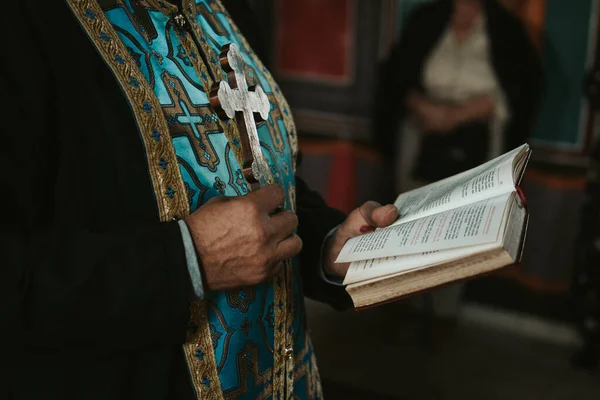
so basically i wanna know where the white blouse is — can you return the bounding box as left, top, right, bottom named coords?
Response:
left=396, top=15, right=510, bottom=192
left=422, top=15, right=509, bottom=159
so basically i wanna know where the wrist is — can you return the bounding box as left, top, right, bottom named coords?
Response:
left=323, top=232, right=347, bottom=278
left=322, top=235, right=336, bottom=276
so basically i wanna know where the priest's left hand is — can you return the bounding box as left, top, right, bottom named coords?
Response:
left=323, top=201, right=399, bottom=279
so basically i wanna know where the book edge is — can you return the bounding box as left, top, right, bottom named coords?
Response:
left=348, top=248, right=512, bottom=310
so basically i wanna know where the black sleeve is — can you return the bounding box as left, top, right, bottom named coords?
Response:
left=0, top=88, right=192, bottom=353
left=295, top=176, right=353, bottom=311
left=0, top=3, right=191, bottom=353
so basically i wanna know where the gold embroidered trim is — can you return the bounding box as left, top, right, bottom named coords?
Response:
left=170, top=2, right=230, bottom=398
left=216, top=0, right=298, bottom=169
left=308, top=337, right=324, bottom=400
left=271, top=261, right=295, bottom=400
left=264, top=78, right=298, bottom=170
left=89, top=0, right=299, bottom=397
left=271, top=267, right=286, bottom=399
left=293, top=338, right=321, bottom=400
left=312, top=351, right=324, bottom=400
left=182, top=0, right=245, bottom=167
left=285, top=264, right=295, bottom=399
left=67, top=1, right=223, bottom=398
left=143, top=0, right=177, bottom=14
left=183, top=301, right=224, bottom=400
left=183, top=0, right=227, bottom=83
left=178, top=2, right=283, bottom=396
left=285, top=182, right=298, bottom=398
left=66, top=0, right=188, bottom=222
left=211, top=2, right=299, bottom=397
left=175, top=26, right=214, bottom=90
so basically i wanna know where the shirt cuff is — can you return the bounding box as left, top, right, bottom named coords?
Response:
left=319, top=226, right=345, bottom=287
left=177, top=220, right=205, bottom=300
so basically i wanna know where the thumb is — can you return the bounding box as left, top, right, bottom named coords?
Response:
left=338, top=201, right=396, bottom=238
left=354, top=201, right=398, bottom=231
left=357, top=201, right=382, bottom=227
left=363, top=202, right=398, bottom=228
left=335, top=202, right=377, bottom=239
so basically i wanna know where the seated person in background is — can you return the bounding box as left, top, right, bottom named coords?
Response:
left=373, top=0, right=542, bottom=327
left=375, top=0, right=542, bottom=190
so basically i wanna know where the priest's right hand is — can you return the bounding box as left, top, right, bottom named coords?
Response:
left=185, top=185, right=302, bottom=292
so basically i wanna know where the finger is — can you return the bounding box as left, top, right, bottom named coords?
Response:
left=370, top=204, right=399, bottom=227
left=267, top=210, right=298, bottom=242
left=274, top=234, right=303, bottom=262
left=357, top=201, right=382, bottom=226
left=247, top=184, right=285, bottom=213
left=336, top=201, right=379, bottom=238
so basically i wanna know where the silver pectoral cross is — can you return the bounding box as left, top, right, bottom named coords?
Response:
left=210, top=43, right=272, bottom=191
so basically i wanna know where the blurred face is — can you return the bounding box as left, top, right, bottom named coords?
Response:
left=453, top=0, right=482, bottom=29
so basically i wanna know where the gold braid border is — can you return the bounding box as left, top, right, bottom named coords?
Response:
left=213, top=2, right=299, bottom=397
left=183, top=301, right=224, bottom=400
left=292, top=338, right=323, bottom=400
left=144, top=1, right=296, bottom=398
left=181, top=0, right=246, bottom=168
left=215, top=1, right=298, bottom=170
left=284, top=183, right=297, bottom=399
left=68, top=1, right=223, bottom=398
left=171, top=1, right=228, bottom=398
left=148, top=0, right=246, bottom=168
left=139, top=0, right=234, bottom=397
left=67, top=0, right=189, bottom=222
left=308, top=337, right=324, bottom=399
left=179, top=1, right=283, bottom=397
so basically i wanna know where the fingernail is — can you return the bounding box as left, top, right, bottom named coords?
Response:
left=360, top=225, right=376, bottom=233
left=385, top=204, right=397, bottom=215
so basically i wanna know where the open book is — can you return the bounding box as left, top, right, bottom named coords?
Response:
left=336, top=144, right=531, bottom=310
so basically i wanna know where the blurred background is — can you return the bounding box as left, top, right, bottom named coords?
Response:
left=230, top=0, right=600, bottom=398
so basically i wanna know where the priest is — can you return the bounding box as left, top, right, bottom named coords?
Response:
left=0, top=1, right=397, bottom=399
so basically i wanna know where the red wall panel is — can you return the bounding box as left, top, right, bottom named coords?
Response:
left=276, top=0, right=354, bottom=84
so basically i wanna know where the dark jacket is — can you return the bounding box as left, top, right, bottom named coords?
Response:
left=373, top=0, right=543, bottom=161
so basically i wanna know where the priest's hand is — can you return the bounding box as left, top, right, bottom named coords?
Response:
left=323, top=202, right=398, bottom=279
left=185, top=185, right=302, bottom=292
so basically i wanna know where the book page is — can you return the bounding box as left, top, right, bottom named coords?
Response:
left=343, top=242, right=499, bottom=285
left=336, top=193, right=510, bottom=263
left=392, top=144, right=526, bottom=225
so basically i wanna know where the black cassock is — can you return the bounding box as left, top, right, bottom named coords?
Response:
left=0, top=1, right=349, bottom=398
